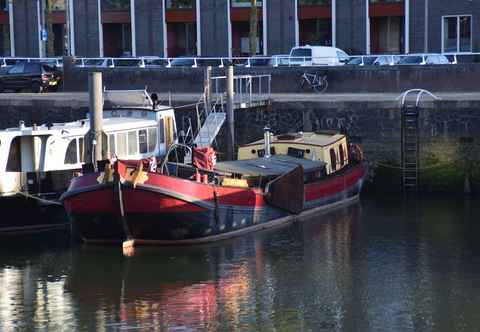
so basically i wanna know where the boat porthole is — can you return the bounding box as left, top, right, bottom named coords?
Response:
left=306, top=149, right=311, bottom=154
left=251, top=149, right=256, bottom=154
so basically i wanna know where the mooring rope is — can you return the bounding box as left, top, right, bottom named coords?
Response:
left=15, top=191, right=63, bottom=206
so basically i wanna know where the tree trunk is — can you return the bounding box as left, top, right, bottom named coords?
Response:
left=249, top=0, right=257, bottom=56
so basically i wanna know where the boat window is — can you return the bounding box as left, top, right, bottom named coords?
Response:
left=128, top=131, right=138, bottom=155
left=148, top=128, right=157, bottom=152
left=287, top=147, right=305, bottom=159
left=158, top=119, right=165, bottom=144
left=65, top=139, right=78, bottom=164
left=257, top=147, right=276, bottom=158
left=339, top=144, right=345, bottom=166
left=139, top=129, right=148, bottom=154
left=117, top=132, right=127, bottom=156
left=330, top=148, right=337, bottom=171
left=6, top=137, right=21, bottom=171
left=79, top=137, right=85, bottom=162
left=108, top=134, right=116, bottom=155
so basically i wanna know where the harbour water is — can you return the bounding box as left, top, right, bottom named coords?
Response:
left=1, top=194, right=480, bottom=332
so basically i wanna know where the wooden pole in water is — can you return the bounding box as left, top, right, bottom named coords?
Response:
left=226, top=65, right=235, bottom=160
left=88, top=72, right=103, bottom=168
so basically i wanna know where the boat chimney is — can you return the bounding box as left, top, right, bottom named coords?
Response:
left=264, top=126, right=272, bottom=158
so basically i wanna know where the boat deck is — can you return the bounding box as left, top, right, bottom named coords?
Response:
left=214, top=155, right=325, bottom=177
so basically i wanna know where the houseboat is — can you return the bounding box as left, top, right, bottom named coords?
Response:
left=61, top=128, right=367, bottom=246
left=0, top=90, right=177, bottom=234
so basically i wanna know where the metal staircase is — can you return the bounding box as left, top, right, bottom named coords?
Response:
left=194, top=103, right=226, bottom=147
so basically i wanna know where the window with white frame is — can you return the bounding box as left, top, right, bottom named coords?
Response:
left=442, top=15, right=472, bottom=53
left=107, top=128, right=157, bottom=158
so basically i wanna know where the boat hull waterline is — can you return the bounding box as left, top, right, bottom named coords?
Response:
left=62, top=161, right=367, bottom=245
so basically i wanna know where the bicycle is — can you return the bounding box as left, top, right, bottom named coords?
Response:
left=299, top=72, right=328, bottom=93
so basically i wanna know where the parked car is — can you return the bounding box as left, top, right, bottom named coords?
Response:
left=269, top=54, right=291, bottom=66
left=170, top=57, right=197, bottom=67
left=0, top=62, right=62, bottom=93
left=236, top=57, right=271, bottom=67
left=398, top=54, right=450, bottom=65
left=113, top=58, right=143, bottom=67
left=30, top=58, right=63, bottom=68
left=289, top=46, right=349, bottom=66
left=346, top=56, right=377, bottom=66
left=373, top=55, right=401, bottom=66
left=142, top=57, right=169, bottom=68
left=196, top=58, right=224, bottom=67
left=80, top=58, right=114, bottom=68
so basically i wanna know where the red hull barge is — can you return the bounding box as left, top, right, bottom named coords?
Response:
left=62, top=161, right=367, bottom=246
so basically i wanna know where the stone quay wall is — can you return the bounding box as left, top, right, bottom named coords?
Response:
left=2, top=95, right=479, bottom=193
left=62, top=62, right=480, bottom=94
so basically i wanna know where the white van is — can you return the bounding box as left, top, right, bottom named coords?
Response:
left=289, top=46, right=349, bottom=66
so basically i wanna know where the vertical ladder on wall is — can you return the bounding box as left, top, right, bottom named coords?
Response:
left=401, top=106, right=419, bottom=192
left=396, top=89, right=441, bottom=193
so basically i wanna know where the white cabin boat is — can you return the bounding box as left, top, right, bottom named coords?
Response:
left=0, top=90, right=178, bottom=234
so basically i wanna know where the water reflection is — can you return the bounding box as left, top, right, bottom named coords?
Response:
left=1, top=197, right=480, bottom=331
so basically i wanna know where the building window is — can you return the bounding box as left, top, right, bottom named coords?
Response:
left=102, top=0, right=130, bottom=10
left=369, top=0, right=403, bottom=3
left=0, top=0, right=8, bottom=11
left=166, top=0, right=194, bottom=9
left=49, top=0, right=66, bottom=11
left=299, top=0, right=331, bottom=5
left=442, top=15, right=472, bottom=53
left=232, top=0, right=263, bottom=7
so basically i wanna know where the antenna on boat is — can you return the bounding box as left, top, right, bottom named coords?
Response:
left=264, top=125, right=272, bottom=158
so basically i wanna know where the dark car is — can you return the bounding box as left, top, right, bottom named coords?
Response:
left=0, top=62, right=61, bottom=93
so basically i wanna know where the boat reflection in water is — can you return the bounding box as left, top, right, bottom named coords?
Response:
left=3, top=195, right=480, bottom=331
left=62, top=203, right=361, bottom=332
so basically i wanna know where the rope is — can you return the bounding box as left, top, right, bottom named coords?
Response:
left=15, top=191, right=63, bottom=206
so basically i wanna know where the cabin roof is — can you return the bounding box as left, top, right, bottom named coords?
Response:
left=214, top=155, right=325, bottom=177
left=0, top=116, right=158, bottom=136
left=242, top=132, right=345, bottom=148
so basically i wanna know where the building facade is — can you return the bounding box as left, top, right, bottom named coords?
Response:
left=0, top=0, right=478, bottom=58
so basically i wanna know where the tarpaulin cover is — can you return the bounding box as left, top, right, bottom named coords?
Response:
left=193, top=147, right=217, bottom=171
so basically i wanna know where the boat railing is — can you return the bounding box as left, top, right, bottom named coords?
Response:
left=159, top=143, right=193, bottom=176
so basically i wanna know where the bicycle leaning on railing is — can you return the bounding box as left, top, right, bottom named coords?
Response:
left=299, top=72, right=328, bottom=93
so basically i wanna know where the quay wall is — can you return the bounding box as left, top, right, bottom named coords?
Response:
left=62, top=63, right=480, bottom=94
left=1, top=95, right=480, bottom=193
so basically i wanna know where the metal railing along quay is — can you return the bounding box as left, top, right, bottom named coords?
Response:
left=1, top=52, right=480, bottom=69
